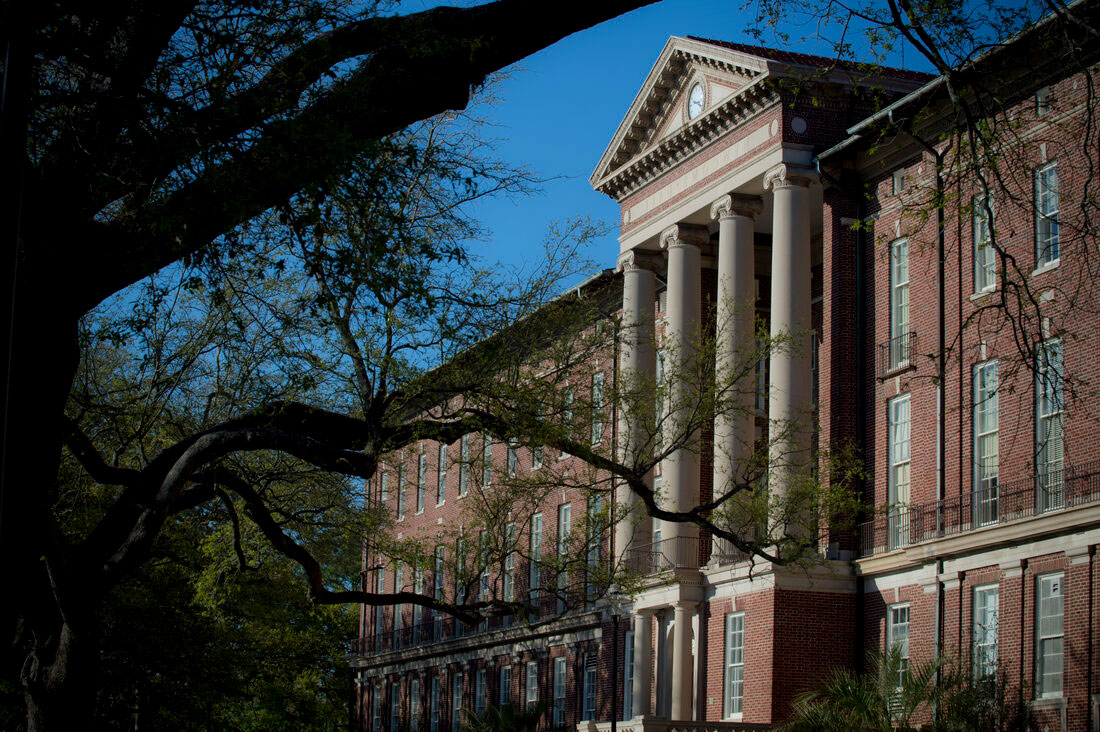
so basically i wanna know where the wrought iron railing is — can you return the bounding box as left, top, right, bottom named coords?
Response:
left=623, top=536, right=701, bottom=574
left=859, top=460, right=1100, bottom=557
left=877, top=331, right=917, bottom=378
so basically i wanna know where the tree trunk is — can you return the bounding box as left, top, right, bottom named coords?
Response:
left=22, top=621, right=100, bottom=732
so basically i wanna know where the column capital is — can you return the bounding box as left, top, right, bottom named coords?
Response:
left=617, top=249, right=664, bottom=274
left=659, top=223, right=709, bottom=251
left=763, top=163, right=818, bottom=191
left=710, top=193, right=763, bottom=221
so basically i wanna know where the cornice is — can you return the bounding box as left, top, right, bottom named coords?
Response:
left=594, top=77, right=780, bottom=201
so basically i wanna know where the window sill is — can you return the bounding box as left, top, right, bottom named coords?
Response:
left=878, top=360, right=916, bottom=382
left=1031, top=259, right=1060, bottom=278
left=970, top=288, right=996, bottom=302
left=436, top=501, right=445, bottom=508
left=415, top=509, right=424, bottom=516
left=723, top=714, right=744, bottom=722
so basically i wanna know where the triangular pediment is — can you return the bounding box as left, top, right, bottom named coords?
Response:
left=590, top=36, right=775, bottom=191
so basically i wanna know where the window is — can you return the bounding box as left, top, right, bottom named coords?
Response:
left=553, top=657, right=566, bottom=727
left=892, top=168, right=905, bottom=194
left=482, top=433, right=493, bottom=487
left=380, top=472, right=389, bottom=507
left=430, top=677, right=440, bottom=732
left=459, top=435, right=469, bottom=496
left=499, top=666, right=511, bottom=707
left=1037, top=339, right=1064, bottom=511
left=396, top=468, right=406, bottom=521
left=656, top=349, right=669, bottom=442
left=974, top=194, right=996, bottom=292
left=391, top=682, right=401, bottom=732
left=529, top=513, right=543, bottom=597
left=591, top=372, right=605, bottom=444
left=507, top=440, right=518, bottom=478
left=557, top=504, right=571, bottom=611
left=411, top=678, right=421, bottom=732
left=724, top=613, right=745, bottom=717
left=810, top=329, right=820, bottom=408
left=417, top=455, right=426, bottom=513
left=1036, top=162, right=1059, bottom=267
left=563, top=388, right=574, bottom=429
left=973, top=585, right=999, bottom=680
left=1036, top=86, right=1052, bottom=116
left=475, top=669, right=487, bottom=714
left=503, top=523, right=515, bottom=602
left=375, top=568, right=386, bottom=638
left=586, top=495, right=603, bottom=599
left=532, top=444, right=543, bottom=470
left=373, top=684, right=383, bottom=732
left=394, top=564, right=404, bottom=647
left=478, top=531, right=489, bottom=603
left=413, top=567, right=424, bottom=640
left=525, top=660, right=538, bottom=711
left=974, top=361, right=999, bottom=525
left=452, top=673, right=463, bottom=732
left=434, top=547, right=445, bottom=640
left=454, top=538, right=466, bottom=637
left=1036, top=573, right=1064, bottom=696
left=887, top=603, right=910, bottom=688
left=437, top=444, right=447, bottom=505
left=582, top=653, right=596, bottom=720
left=888, top=394, right=911, bottom=548
left=623, top=630, right=635, bottom=720
left=890, top=238, right=910, bottom=369
left=753, top=339, right=768, bottom=412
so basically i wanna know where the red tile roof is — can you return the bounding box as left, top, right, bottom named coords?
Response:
left=688, top=37, right=936, bottom=83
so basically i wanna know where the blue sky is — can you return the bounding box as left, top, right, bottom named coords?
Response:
left=400, top=1, right=937, bottom=283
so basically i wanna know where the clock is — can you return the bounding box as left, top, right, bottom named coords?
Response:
left=688, top=82, right=705, bottom=119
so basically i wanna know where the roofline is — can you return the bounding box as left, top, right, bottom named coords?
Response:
left=819, top=0, right=1090, bottom=161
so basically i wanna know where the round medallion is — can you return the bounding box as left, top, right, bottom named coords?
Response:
left=688, top=83, right=704, bottom=120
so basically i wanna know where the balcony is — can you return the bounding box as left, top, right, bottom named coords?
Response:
left=350, top=591, right=586, bottom=657
left=623, top=536, right=750, bottom=576
left=581, top=717, right=771, bottom=732
left=859, top=460, right=1100, bottom=557
left=877, top=331, right=917, bottom=379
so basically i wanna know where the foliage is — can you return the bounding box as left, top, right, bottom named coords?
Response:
left=459, top=702, right=550, bottom=732
left=783, top=649, right=1031, bottom=732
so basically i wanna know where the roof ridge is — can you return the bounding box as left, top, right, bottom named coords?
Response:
left=686, top=37, right=935, bottom=82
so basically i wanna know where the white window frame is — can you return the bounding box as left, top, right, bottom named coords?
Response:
left=1036, top=573, right=1064, bottom=697
left=525, top=660, right=539, bottom=711
left=973, top=584, right=999, bottom=680
left=459, top=435, right=469, bottom=496
left=553, top=657, right=566, bottom=727
left=373, top=684, right=383, bottom=732
left=557, top=504, right=571, bottom=611
left=451, top=672, right=463, bottom=732
left=1035, top=162, right=1060, bottom=267
left=417, top=454, right=426, bottom=513
left=529, top=512, right=543, bottom=596
left=380, top=472, right=389, bottom=508
left=475, top=669, right=487, bottom=714
left=396, top=469, right=406, bottom=521
left=889, top=237, right=910, bottom=369
left=892, top=168, right=906, bottom=195
left=393, top=563, right=404, bottom=648
left=623, top=630, right=635, bottom=720
left=433, top=546, right=445, bottom=639
left=430, top=677, right=440, bottom=732
left=410, top=678, right=420, bottom=732
left=887, top=603, right=910, bottom=689
left=974, top=194, right=996, bottom=292
left=888, top=394, right=912, bottom=548
left=591, top=372, right=604, bottom=444
left=499, top=665, right=511, bottom=707
left=503, top=523, right=515, bottom=602
left=390, top=682, right=401, bottom=732
left=507, top=439, right=518, bottom=478
left=1037, top=339, right=1064, bottom=511
left=482, top=433, right=493, bottom=487
left=974, top=361, right=999, bottom=526
left=724, top=612, right=745, bottom=718
left=582, top=652, right=597, bottom=721
left=437, top=444, right=447, bottom=505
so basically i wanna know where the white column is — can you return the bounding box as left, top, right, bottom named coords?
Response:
left=615, top=250, right=660, bottom=562
left=658, top=224, right=707, bottom=555
left=763, top=164, right=817, bottom=535
left=669, top=601, right=695, bottom=720
left=710, top=194, right=762, bottom=561
left=631, top=610, right=654, bottom=718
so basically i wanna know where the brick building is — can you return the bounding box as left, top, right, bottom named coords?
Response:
left=352, top=11, right=1100, bottom=732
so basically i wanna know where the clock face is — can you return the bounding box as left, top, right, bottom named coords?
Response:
left=688, top=83, right=705, bottom=119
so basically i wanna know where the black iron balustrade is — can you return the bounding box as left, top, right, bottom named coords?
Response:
left=877, top=331, right=917, bottom=378
left=859, top=460, right=1100, bottom=557
left=623, top=535, right=702, bottom=575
